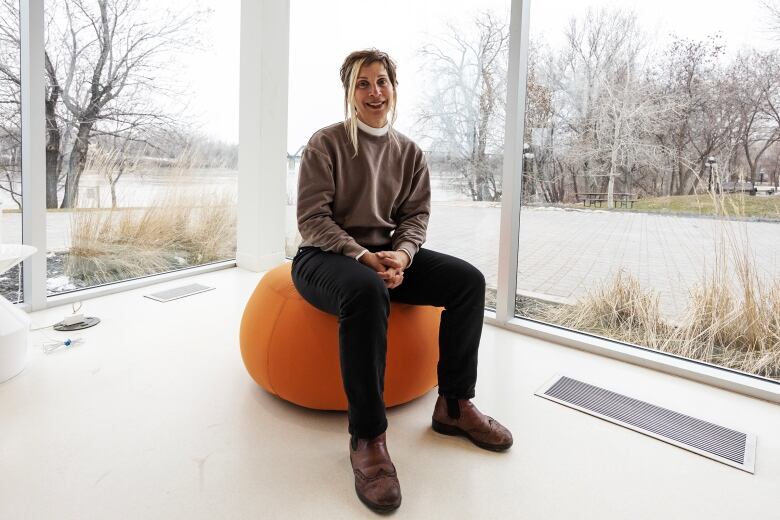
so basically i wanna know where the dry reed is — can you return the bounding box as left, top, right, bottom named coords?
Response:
left=65, top=188, right=236, bottom=286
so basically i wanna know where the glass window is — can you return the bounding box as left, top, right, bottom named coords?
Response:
left=288, top=1, right=510, bottom=307
left=0, top=0, right=23, bottom=303
left=43, top=0, right=239, bottom=295
left=516, top=0, right=780, bottom=381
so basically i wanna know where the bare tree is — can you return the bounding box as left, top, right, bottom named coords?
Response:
left=762, top=0, right=780, bottom=39
left=593, top=60, right=673, bottom=207
left=0, top=0, right=204, bottom=209
left=45, top=0, right=204, bottom=208
left=556, top=8, right=652, bottom=198
left=417, top=11, right=508, bottom=201
left=88, top=124, right=149, bottom=208
left=0, top=0, right=22, bottom=209
left=729, top=50, right=780, bottom=183
left=522, top=38, right=562, bottom=203
left=653, top=35, right=736, bottom=195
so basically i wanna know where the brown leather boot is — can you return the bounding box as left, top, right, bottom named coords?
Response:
left=431, top=396, right=513, bottom=451
left=349, top=432, right=402, bottom=512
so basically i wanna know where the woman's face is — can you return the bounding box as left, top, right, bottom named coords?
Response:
left=353, top=61, right=394, bottom=128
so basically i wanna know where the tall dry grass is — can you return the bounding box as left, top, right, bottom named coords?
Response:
left=531, top=187, right=780, bottom=381
left=538, top=270, right=669, bottom=347
left=67, top=144, right=236, bottom=285
left=65, top=189, right=236, bottom=286
left=538, top=266, right=780, bottom=380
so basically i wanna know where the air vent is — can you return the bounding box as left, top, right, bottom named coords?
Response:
left=536, top=375, right=756, bottom=473
left=144, top=283, right=215, bottom=303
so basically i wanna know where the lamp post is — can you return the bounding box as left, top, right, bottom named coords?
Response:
left=523, top=143, right=534, bottom=163
left=706, top=156, right=717, bottom=192
left=523, top=143, right=535, bottom=201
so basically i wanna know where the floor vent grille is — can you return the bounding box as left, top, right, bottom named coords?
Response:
left=144, top=283, right=215, bottom=303
left=536, top=375, right=756, bottom=473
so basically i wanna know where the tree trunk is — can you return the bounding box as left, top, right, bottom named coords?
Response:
left=61, top=121, right=94, bottom=208
left=110, top=181, right=118, bottom=208
left=111, top=164, right=125, bottom=208
left=45, top=91, right=61, bottom=209
left=570, top=164, right=580, bottom=202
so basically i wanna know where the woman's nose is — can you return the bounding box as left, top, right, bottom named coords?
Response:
left=370, top=84, right=381, bottom=96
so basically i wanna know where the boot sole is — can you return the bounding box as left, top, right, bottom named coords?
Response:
left=355, top=484, right=401, bottom=513
left=431, top=419, right=513, bottom=452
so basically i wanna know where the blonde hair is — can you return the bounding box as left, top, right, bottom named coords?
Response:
left=339, top=49, right=399, bottom=156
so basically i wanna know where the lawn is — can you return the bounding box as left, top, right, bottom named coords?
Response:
left=616, top=194, right=780, bottom=220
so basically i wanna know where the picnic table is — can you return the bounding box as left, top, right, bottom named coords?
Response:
left=718, top=181, right=757, bottom=195
left=578, top=192, right=637, bottom=208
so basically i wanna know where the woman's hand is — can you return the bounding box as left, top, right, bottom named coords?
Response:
left=376, top=251, right=408, bottom=289
left=381, top=267, right=404, bottom=289
left=376, top=250, right=410, bottom=271
left=359, top=252, right=405, bottom=289
left=359, top=251, right=387, bottom=273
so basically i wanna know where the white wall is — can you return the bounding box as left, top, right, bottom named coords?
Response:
left=236, top=0, right=290, bottom=272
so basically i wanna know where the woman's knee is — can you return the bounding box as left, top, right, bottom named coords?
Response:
left=342, top=272, right=389, bottom=311
left=458, top=261, right=486, bottom=293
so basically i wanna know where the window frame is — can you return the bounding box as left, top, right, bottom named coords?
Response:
left=492, top=0, right=780, bottom=404
left=18, top=0, right=247, bottom=311
left=17, top=0, right=780, bottom=403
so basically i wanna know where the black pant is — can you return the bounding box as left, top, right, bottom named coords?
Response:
left=291, top=245, right=485, bottom=439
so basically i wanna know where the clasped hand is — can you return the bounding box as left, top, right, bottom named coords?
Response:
left=359, top=250, right=409, bottom=289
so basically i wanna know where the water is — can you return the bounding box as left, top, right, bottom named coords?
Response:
left=76, top=168, right=239, bottom=208
left=285, top=166, right=470, bottom=204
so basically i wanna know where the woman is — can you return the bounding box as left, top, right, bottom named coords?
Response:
left=292, top=49, right=512, bottom=513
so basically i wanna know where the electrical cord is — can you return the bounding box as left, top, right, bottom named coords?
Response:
left=30, top=302, right=85, bottom=331
left=41, top=335, right=85, bottom=354
left=36, top=303, right=88, bottom=353
left=30, top=323, right=56, bottom=331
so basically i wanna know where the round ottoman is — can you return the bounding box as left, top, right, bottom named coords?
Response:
left=240, top=262, right=442, bottom=410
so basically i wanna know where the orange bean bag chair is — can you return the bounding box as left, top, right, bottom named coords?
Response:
left=240, top=262, right=442, bottom=410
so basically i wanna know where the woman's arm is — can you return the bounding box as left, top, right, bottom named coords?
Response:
left=390, top=152, right=431, bottom=265
left=297, top=145, right=367, bottom=259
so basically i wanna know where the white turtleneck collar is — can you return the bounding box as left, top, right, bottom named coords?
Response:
left=356, top=118, right=390, bottom=136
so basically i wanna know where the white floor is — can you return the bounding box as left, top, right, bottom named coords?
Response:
left=1, top=267, right=778, bottom=519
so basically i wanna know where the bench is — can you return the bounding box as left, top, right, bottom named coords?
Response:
left=719, top=181, right=757, bottom=195
left=578, top=193, right=637, bottom=208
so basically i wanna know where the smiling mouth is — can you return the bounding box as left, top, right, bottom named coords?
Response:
left=366, top=101, right=385, bottom=109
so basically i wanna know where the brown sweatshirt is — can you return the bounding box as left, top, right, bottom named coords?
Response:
left=297, top=122, right=431, bottom=262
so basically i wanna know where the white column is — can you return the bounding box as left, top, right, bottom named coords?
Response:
left=236, top=0, right=290, bottom=272
left=495, top=0, right=531, bottom=322
left=21, top=0, right=47, bottom=310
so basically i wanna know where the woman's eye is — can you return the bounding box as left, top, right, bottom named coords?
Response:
left=357, top=81, right=368, bottom=88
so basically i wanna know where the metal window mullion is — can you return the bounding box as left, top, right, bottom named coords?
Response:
left=20, top=0, right=47, bottom=310
left=495, top=0, right=531, bottom=323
